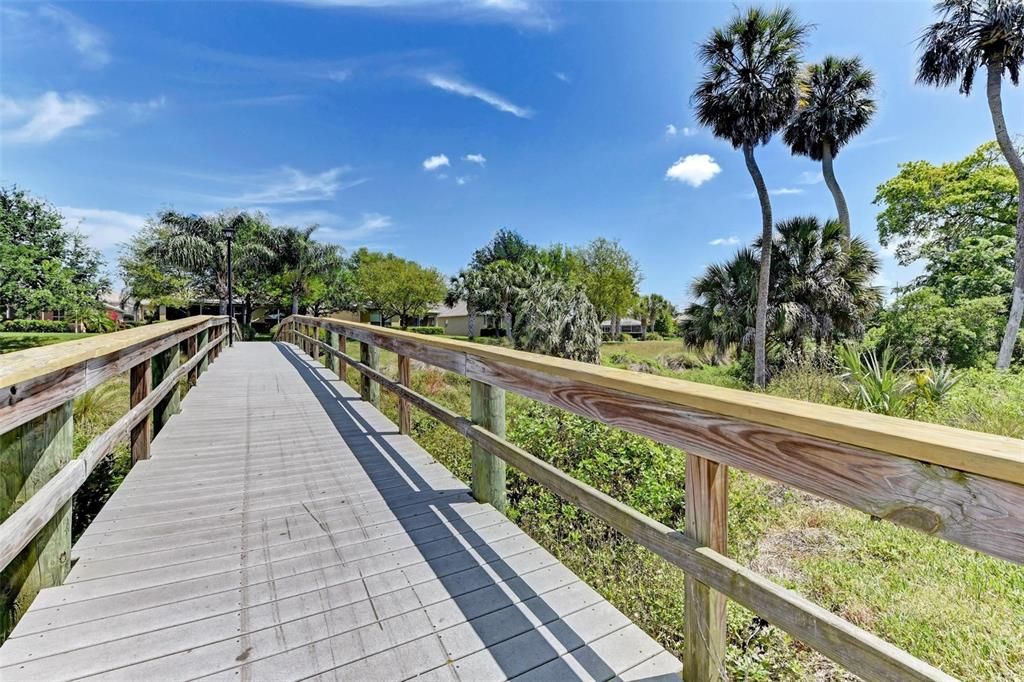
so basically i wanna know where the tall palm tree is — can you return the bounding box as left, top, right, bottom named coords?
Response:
left=681, top=249, right=760, bottom=355
left=445, top=268, right=485, bottom=338
left=633, top=293, right=673, bottom=340
left=694, top=7, right=808, bottom=386
left=153, top=210, right=268, bottom=314
left=515, top=280, right=602, bottom=363
left=273, top=225, right=343, bottom=314
left=479, top=260, right=523, bottom=340
left=917, top=0, right=1024, bottom=369
left=784, top=56, right=877, bottom=238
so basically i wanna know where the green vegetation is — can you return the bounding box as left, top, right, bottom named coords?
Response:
left=0, top=332, right=92, bottom=354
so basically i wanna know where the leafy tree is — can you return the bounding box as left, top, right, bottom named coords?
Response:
left=865, top=287, right=1006, bottom=368
left=471, top=228, right=537, bottom=269
left=515, top=280, right=601, bottom=363
left=119, top=226, right=194, bottom=316
left=536, top=243, right=586, bottom=285
left=578, top=238, right=641, bottom=336
left=694, top=7, right=808, bottom=386
left=633, top=294, right=674, bottom=340
left=445, top=268, right=486, bottom=338
left=354, top=252, right=446, bottom=327
left=0, top=187, right=110, bottom=324
left=271, top=225, right=343, bottom=315
left=917, top=0, right=1024, bottom=368
left=785, top=56, right=877, bottom=236
left=478, top=260, right=526, bottom=339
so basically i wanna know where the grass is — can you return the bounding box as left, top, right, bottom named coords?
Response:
left=0, top=331, right=92, bottom=354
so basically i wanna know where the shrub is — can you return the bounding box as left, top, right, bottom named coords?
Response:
left=0, top=319, right=71, bottom=333
left=645, top=332, right=664, bottom=341
left=240, top=324, right=257, bottom=341
left=408, top=325, right=444, bottom=335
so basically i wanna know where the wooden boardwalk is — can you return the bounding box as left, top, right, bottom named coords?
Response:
left=0, top=342, right=681, bottom=681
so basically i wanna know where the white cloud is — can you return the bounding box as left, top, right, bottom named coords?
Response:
left=424, top=73, right=533, bottom=118
left=1, top=91, right=101, bottom=143
left=326, top=68, right=352, bottom=82
left=553, top=71, right=570, bottom=83
left=60, top=206, right=145, bottom=250
left=230, top=166, right=365, bottom=203
left=665, top=154, right=721, bottom=188
left=128, top=95, right=167, bottom=118
left=681, top=127, right=697, bottom=137
left=288, top=0, right=553, bottom=30
left=709, top=236, right=741, bottom=246
left=666, top=124, right=698, bottom=138
left=321, top=212, right=393, bottom=241
left=797, top=170, right=823, bottom=185
left=463, top=153, right=486, bottom=166
left=422, top=154, right=450, bottom=171
left=770, top=187, right=804, bottom=196
left=37, top=4, right=110, bottom=68
left=456, top=176, right=469, bottom=185
left=665, top=124, right=678, bottom=137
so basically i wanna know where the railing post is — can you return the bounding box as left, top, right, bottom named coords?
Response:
left=328, top=331, right=339, bottom=375
left=398, top=354, right=412, bottom=435
left=337, top=333, right=348, bottom=383
left=359, top=341, right=380, bottom=407
left=152, top=343, right=181, bottom=436
left=130, top=359, right=152, bottom=464
left=0, top=400, right=72, bottom=639
left=683, top=455, right=728, bottom=681
left=470, top=380, right=506, bottom=512
left=310, top=324, right=321, bottom=363
left=197, top=328, right=209, bottom=376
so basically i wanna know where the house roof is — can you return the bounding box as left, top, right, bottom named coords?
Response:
left=600, top=318, right=642, bottom=327
left=431, top=300, right=469, bottom=317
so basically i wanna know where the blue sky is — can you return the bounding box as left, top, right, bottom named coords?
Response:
left=2, top=1, right=1021, bottom=303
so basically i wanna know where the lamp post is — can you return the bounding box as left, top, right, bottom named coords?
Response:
left=222, top=225, right=235, bottom=346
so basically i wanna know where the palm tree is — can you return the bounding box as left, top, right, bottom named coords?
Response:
left=694, top=7, right=808, bottom=386
left=272, top=225, right=343, bottom=314
left=479, top=261, right=524, bottom=340
left=681, top=249, right=760, bottom=356
left=445, top=269, right=485, bottom=338
left=785, top=56, right=877, bottom=238
left=917, top=0, right=1024, bottom=369
left=633, top=293, right=673, bottom=340
left=515, top=280, right=602, bottom=363
left=153, top=210, right=268, bottom=314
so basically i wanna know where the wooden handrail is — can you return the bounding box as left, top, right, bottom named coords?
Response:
left=283, top=315, right=1024, bottom=681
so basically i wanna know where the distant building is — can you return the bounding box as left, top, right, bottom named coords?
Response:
left=425, top=301, right=497, bottom=336
left=600, top=318, right=644, bottom=338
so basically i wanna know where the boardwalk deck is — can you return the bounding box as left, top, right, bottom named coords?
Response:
left=0, top=342, right=681, bottom=681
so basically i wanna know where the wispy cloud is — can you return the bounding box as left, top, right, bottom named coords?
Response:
left=423, top=154, right=450, bottom=171
left=228, top=166, right=366, bottom=204
left=128, top=95, right=167, bottom=119
left=681, top=127, right=697, bottom=137
left=222, top=94, right=306, bottom=107
left=1, top=91, right=101, bottom=143
left=746, top=187, right=804, bottom=198
left=665, top=154, right=721, bottom=188
left=709, top=236, right=741, bottom=246
left=553, top=71, right=570, bottom=83
left=326, top=68, right=353, bottom=82
left=60, top=206, right=145, bottom=250
left=36, top=4, right=110, bottom=67
left=850, top=134, right=900, bottom=150
left=797, top=170, right=823, bottom=185
left=319, top=212, right=394, bottom=242
left=285, top=0, right=554, bottom=30
left=423, top=73, right=533, bottom=118
left=455, top=176, right=470, bottom=185
left=463, top=153, right=486, bottom=166
left=665, top=124, right=697, bottom=138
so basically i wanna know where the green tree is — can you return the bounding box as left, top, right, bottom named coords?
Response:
left=478, top=260, right=526, bottom=339
left=119, top=225, right=194, bottom=317
left=471, top=228, right=537, bottom=269
left=515, top=280, right=601, bottom=363
left=918, top=235, right=1015, bottom=303
left=0, top=187, right=110, bottom=323
left=917, top=0, right=1024, bottom=368
left=445, top=268, right=486, bottom=338
left=633, top=293, right=674, bottom=340
left=354, top=252, right=446, bottom=327
left=694, top=6, right=808, bottom=386
left=784, top=56, right=877, bottom=237
left=272, top=225, right=343, bottom=314
left=578, top=238, right=641, bottom=337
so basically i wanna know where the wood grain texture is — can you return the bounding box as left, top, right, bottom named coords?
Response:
left=289, top=316, right=1024, bottom=487
left=359, top=341, right=380, bottom=408
left=683, top=456, right=728, bottom=681
left=186, top=335, right=199, bottom=387
left=0, top=401, right=72, bottom=640
left=470, top=380, right=506, bottom=513
left=151, top=345, right=180, bottom=437
left=328, top=332, right=340, bottom=375
left=306, top=345, right=954, bottom=682
left=129, top=360, right=151, bottom=465
left=397, top=354, right=411, bottom=435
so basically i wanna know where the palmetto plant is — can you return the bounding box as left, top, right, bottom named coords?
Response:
left=785, top=56, right=877, bottom=237
left=917, top=0, right=1024, bottom=369
left=445, top=268, right=486, bottom=338
left=681, top=248, right=760, bottom=355
left=694, top=6, right=808, bottom=387
left=836, top=344, right=913, bottom=417
left=515, top=280, right=601, bottom=363
left=272, top=225, right=343, bottom=314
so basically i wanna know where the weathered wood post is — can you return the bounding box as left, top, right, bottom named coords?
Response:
left=310, top=324, right=321, bottom=363
left=470, top=380, right=506, bottom=512
left=152, top=344, right=180, bottom=436
left=398, top=354, right=412, bottom=435
left=328, top=331, right=339, bottom=375
left=359, top=341, right=380, bottom=407
left=337, top=334, right=348, bottom=384
left=130, top=359, right=152, bottom=464
left=197, top=328, right=210, bottom=376
left=0, top=401, right=73, bottom=639
left=683, top=455, right=728, bottom=681
left=187, top=333, right=199, bottom=387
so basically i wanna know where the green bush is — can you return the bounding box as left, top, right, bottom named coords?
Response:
left=0, top=319, right=71, bottom=333
left=645, top=332, right=664, bottom=341
left=408, top=325, right=444, bottom=335
left=240, top=324, right=257, bottom=341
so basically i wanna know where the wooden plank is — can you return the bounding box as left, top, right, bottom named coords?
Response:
left=470, top=379, right=506, bottom=513
left=197, top=328, right=209, bottom=376
left=186, top=334, right=199, bottom=387
left=0, top=401, right=72, bottom=640
left=129, top=359, right=151, bottom=465
left=151, top=344, right=180, bottom=436
left=683, top=455, right=727, bottom=681
left=328, top=331, right=339, bottom=375
left=398, top=354, right=411, bottom=435
left=289, top=315, right=1024, bottom=487
left=359, top=340, right=380, bottom=408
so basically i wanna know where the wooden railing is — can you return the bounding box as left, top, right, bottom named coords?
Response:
left=279, top=314, right=1024, bottom=682
left=0, top=315, right=236, bottom=637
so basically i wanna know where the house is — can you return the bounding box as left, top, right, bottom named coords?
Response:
left=427, top=301, right=497, bottom=337
left=600, top=317, right=644, bottom=338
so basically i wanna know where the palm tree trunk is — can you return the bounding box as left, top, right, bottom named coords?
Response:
left=987, top=61, right=1024, bottom=370
left=291, top=292, right=299, bottom=315
left=743, top=142, right=772, bottom=388
left=504, top=310, right=513, bottom=340
left=821, top=142, right=851, bottom=239
left=468, top=304, right=477, bottom=338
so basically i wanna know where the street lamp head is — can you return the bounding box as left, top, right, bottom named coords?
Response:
left=222, top=226, right=236, bottom=241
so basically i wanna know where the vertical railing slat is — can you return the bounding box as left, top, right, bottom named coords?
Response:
left=470, top=380, right=507, bottom=513
left=130, top=359, right=152, bottom=464
left=360, top=341, right=380, bottom=407
left=398, top=354, right=412, bottom=435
